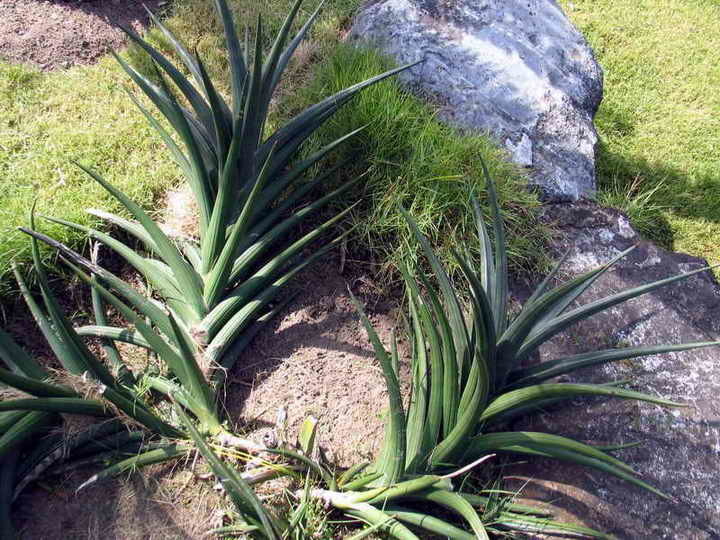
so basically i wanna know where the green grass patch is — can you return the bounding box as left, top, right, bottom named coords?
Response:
left=561, top=0, right=720, bottom=264
left=154, top=0, right=546, bottom=275
left=1, top=0, right=544, bottom=297
left=285, top=44, right=545, bottom=276
left=0, top=58, right=179, bottom=290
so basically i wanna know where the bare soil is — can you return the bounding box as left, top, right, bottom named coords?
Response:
left=225, top=259, right=409, bottom=469
left=0, top=0, right=165, bottom=71
left=17, top=460, right=226, bottom=540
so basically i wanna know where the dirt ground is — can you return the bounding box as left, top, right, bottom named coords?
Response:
left=17, top=460, right=226, bottom=539
left=0, top=0, right=164, bottom=70
left=226, top=260, right=409, bottom=469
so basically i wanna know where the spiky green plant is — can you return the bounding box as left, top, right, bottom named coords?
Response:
left=301, top=166, right=719, bottom=538
left=0, top=1, right=409, bottom=522
left=0, top=323, right=63, bottom=540
left=0, top=241, right=187, bottom=535
left=94, top=159, right=696, bottom=540
left=389, top=170, right=717, bottom=489
left=178, top=409, right=604, bottom=539
left=19, top=0, right=407, bottom=443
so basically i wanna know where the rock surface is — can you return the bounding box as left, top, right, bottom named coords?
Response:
left=509, top=201, right=720, bottom=538
left=350, top=0, right=603, bottom=201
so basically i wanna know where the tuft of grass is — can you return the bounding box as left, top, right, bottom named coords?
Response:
left=597, top=176, right=671, bottom=243
left=286, top=44, right=546, bottom=277
left=561, top=0, right=720, bottom=263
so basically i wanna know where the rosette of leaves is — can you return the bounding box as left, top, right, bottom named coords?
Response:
left=96, top=166, right=696, bottom=540
left=1, top=231, right=308, bottom=536
left=1, top=0, right=409, bottom=524
left=313, top=167, right=719, bottom=538
left=19, top=0, right=408, bottom=445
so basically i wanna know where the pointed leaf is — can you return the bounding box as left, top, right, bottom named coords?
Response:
left=72, top=163, right=206, bottom=319
left=175, top=405, right=280, bottom=538
left=508, top=341, right=720, bottom=388
left=213, top=0, right=247, bottom=117
left=480, top=383, right=683, bottom=424
left=0, top=368, right=75, bottom=398
left=78, top=443, right=188, bottom=491
left=0, top=398, right=108, bottom=416
left=517, top=264, right=719, bottom=362
left=0, top=329, right=46, bottom=380
left=349, top=291, right=405, bottom=485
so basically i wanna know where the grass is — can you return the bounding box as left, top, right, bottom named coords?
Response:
left=5, top=0, right=716, bottom=288
left=0, top=0, right=545, bottom=298
left=0, top=59, right=179, bottom=290
left=285, top=44, right=544, bottom=277
left=560, top=0, right=720, bottom=264
left=131, top=0, right=547, bottom=277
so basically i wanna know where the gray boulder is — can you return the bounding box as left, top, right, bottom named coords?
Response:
left=349, top=0, right=603, bottom=201
left=509, top=201, right=720, bottom=538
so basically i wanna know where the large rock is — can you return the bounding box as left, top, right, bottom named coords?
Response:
left=508, top=201, right=720, bottom=538
left=349, top=0, right=603, bottom=201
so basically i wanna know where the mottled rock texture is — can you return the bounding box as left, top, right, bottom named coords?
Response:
left=350, top=0, right=603, bottom=201
left=509, top=201, right=720, bottom=539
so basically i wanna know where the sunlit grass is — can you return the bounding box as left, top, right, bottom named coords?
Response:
left=289, top=44, right=545, bottom=276
left=1, top=0, right=546, bottom=297
left=562, top=0, right=720, bottom=264
left=0, top=59, right=180, bottom=290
